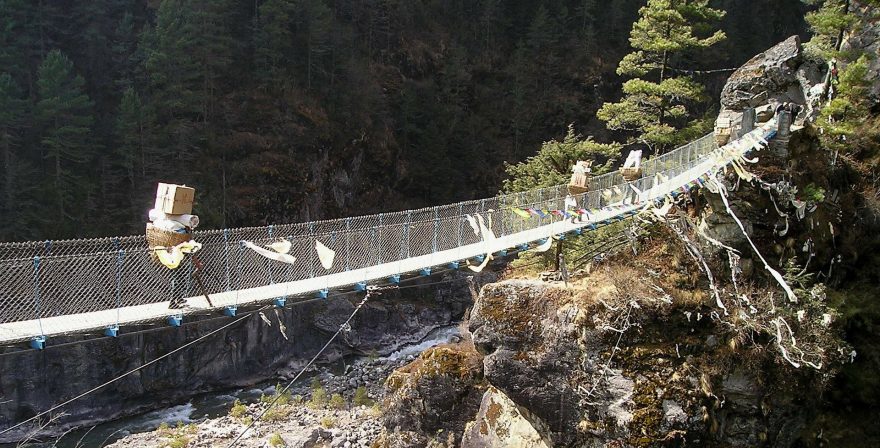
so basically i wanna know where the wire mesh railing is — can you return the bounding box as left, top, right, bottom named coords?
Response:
left=0, top=132, right=721, bottom=337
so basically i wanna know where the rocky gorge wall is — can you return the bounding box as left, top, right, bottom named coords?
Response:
left=0, top=272, right=488, bottom=443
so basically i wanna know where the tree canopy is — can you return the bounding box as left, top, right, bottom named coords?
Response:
left=597, top=0, right=726, bottom=153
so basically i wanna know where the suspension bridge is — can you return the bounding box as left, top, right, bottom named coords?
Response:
left=0, top=117, right=782, bottom=349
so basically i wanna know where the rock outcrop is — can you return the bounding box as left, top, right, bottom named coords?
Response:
left=721, top=35, right=824, bottom=118
left=379, top=343, right=485, bottom=447
left=460, top=387, right=552, bottom=448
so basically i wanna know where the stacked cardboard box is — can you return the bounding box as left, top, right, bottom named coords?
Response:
left=154, top=183, right=195, bottom=215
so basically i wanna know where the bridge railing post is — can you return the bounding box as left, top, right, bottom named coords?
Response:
left=432, top=207, right=439, bottom=253
left=345, top=217, right=351, bottom=271
left=377, top=213, right=383, bottom=264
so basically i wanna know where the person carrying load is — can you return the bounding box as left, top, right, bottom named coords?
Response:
left=568, top=160, right=593, bottom=195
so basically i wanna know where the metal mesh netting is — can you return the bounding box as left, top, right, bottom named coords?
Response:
left=0, top=133, right=718, bottom=336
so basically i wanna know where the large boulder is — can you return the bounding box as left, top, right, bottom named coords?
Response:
left=381, top=344, right=485, bottom=445
left=720, top=35, right=824, bottom=125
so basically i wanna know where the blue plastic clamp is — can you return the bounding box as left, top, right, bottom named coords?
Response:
left=517, top=243, right=530, bottom=251
left=316, top=289, right=329, bottom=299
left=419, top=267, right=431, bottom=277
left=354, top=282, right=367, bottom=292
left=474, top=254, right=486, bottom=263
left=273, top=297, right=287, bottom=308
left=105, top=325, right=119, bottom=338
left=447, top=261, right=460, bottom=270
left=168, top=315, right=183, bottom=327
left=389, top=274, right=401, bottom=285
left=496, top=249, right=508, bottom=257
left=223, top=306, right=237, bottom=317
left=30, top=336, right=46, bottom=350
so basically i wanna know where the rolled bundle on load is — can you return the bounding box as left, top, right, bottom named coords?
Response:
left=149, top=208, right=200, bottom=229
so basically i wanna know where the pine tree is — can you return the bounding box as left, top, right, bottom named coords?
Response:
left=35, top=49, right=97, bottom=234
left=503, top=124, right=622, bottom=193
left=255, top=0, right=298, bottom=87
left=302, top=0, right=334, bottom=91
left=597, top=0, right=726, bottom=153
left=0, top=73, right=34, bottom=240
left=801, top=0, right=878, bottom=60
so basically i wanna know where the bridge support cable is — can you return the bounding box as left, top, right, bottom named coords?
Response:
left=225, top=288, right=377, bottom=448
left=0, top=304, right=273, bottom=438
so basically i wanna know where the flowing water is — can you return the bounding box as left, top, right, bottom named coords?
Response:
left=13, top=325, right=460, bottom=448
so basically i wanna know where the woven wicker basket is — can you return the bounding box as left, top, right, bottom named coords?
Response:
left=146, top=223, right=192, bottom=261
left=620, top=167, right=642, bottom=182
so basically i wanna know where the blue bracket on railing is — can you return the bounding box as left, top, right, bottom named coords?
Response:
left=518, top=243, right=530, bottom=252
left=496, top=249, right=507, bottom=257
left=274, top=297, right=287, bottom=308
left=168, top=315, right=182, bottom=327
left=224, top=306, right=237, bottom=317
left=316, top=289, right=329, bottom=299
left=537, top=238, right=548, bottom=246
left=105, top=325, right=119, bottom=338
left=448, top=261, right=460, bottom=270
left=419, top=267, right=431, bottom=276
left=572, top=228, right=583, bottom=236
left=474, top=254, right=485, bottom=263
left=557, top=234, right=567, bottom=241
left=389, top=274, right=401, bottom=285
left=354, top=281, right=367, bottom=292
left=30, top=336, right=46, bottom=350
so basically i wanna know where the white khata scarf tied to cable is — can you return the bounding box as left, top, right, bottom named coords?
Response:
left=710, top=177, right=798, bottom=303
left=467, top=213, right=497, bottom=272
left=267, top=239, right=292, bottom=254
left=244, top=241, right=297, bottom=264
left=315, top=240, right=336, bottom=270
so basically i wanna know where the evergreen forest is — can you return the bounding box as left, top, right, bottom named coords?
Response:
left=0, top=0, right=809, bottom=241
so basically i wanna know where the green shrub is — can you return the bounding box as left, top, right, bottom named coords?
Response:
left=320, top=416, right=335, bottom=428
left=309, top=379, right=328, bottom=409
left=268, top=432, right=285, bottom=447
left=329, top=393, right=346, bottom=410
left=803, top=183, right=826, bottom=202
left=264, top=406, right=291, bottom=422
left=353, top=386, right=373, bottom=406
left=229, top=399, right=247, bottom=418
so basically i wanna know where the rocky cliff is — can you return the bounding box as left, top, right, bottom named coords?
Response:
left=374, top=35, right=880, bottom=448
